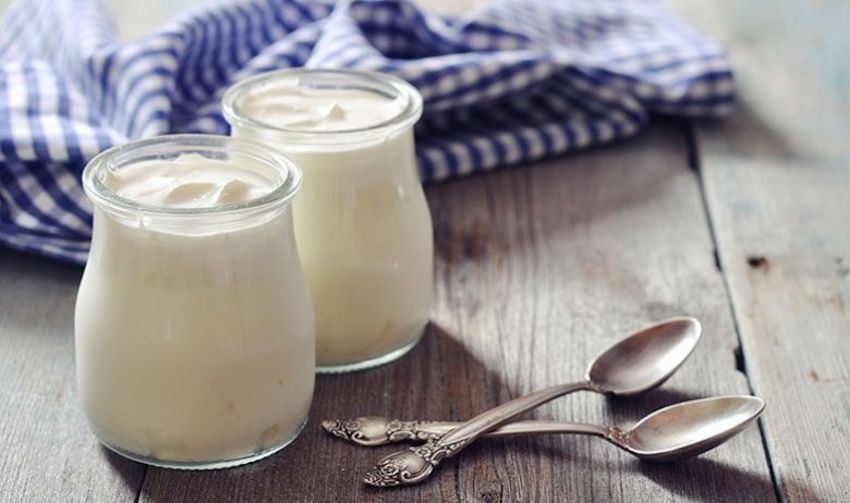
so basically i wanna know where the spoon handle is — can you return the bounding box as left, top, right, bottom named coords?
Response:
left=439, top=380, right=591, bottom=452
left=404, top=420, right=611, bottom=439
left=362, top=381, right=595, bottom=487
left=326, top=418, right=610, bottom=445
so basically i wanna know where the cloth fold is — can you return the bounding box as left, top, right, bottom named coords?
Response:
left=0, top=0, right=733, bottom=264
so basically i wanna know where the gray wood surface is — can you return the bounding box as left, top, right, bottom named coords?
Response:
left=0, top=0, right=846, bottom=501
left=670, top=1, right=850, bottom=501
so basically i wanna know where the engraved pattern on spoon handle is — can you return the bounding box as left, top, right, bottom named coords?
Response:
left=322, top=417, right=449, bottom=445
left=384, top=420, right=447, bottom=442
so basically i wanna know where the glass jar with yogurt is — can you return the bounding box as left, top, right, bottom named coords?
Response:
left=75, top=135, right=315, bottom=469
left=223, top=69, right=433, bottom=373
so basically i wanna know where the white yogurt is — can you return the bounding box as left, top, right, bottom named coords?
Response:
left=75, top=137, right=314, bottom=467
left=236, top=80, right=407, bottom=132
left=225, top=70, right=432, bottom=372
left=104, top=153, right=274, bottom=208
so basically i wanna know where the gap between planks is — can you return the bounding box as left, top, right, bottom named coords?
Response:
left=681, top=120, right=783, bottom=503
left=134, top=467, right=148, bottom=503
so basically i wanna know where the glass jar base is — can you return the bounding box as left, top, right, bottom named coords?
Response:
left=99, top=417, right=307, bottom=470
left=315, top=328, right=424, bottom=374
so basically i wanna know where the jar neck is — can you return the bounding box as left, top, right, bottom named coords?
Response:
left=92, top=201, right=294, bottom=238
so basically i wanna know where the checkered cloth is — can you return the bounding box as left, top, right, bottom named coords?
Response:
left=0, top=0, right=733, bottom=264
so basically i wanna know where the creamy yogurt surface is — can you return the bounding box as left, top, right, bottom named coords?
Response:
left=105, top=153, right=275, bottom=208
left=236, top=79, right=406, bottom=132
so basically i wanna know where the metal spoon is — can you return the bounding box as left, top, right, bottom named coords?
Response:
left=339, top=396, right=763, bottom=466
left=360, top=317, right=702, bottom=487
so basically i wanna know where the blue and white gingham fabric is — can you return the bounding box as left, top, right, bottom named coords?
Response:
left=0, top=0, right=733, bottom=264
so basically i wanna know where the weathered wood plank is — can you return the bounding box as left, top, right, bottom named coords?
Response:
left=669, top=1, right=850, bottom=501
left=139, top=123, right=775, bottom=502
left=0, top=251, right=146, bottom=502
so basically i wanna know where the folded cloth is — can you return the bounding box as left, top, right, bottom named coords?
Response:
left=0, top=0, right=733, bottom=264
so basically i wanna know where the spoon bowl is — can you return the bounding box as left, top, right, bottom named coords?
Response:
left=587, top=317, right=701, bottom=395
left=358, top=395, right=765, bottom=486
left=616, top=395, right=766, bottom=462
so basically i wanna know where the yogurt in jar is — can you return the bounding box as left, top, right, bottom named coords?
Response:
left=224, top=70, right=433, bottom=372
left=75, top=136, right=314, bottom=468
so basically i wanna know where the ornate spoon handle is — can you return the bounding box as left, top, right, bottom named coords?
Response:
left=323, top=418, right=449, bottom=445
left=364, top=380, right=592, bottom=486
left=324, top=417, right=612, bottom=446
left=401, top=420, right=611, bottom=439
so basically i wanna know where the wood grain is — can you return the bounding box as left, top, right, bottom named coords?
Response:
left=134, top=123, right=774, bottom=502
left=669, top=1, right=850, bottom=501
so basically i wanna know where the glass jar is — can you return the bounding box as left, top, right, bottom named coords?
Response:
left=75, top=135, right=315, bottom=469
left=223, top=69, right=432, bottom=373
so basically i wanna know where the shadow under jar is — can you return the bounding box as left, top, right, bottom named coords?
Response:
left=75, top=135, right=315, bottom=469
left=223, top=69, right=433, bottom=373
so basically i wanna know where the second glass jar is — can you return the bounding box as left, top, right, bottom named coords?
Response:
left=223, top=69, right=432, bottom=373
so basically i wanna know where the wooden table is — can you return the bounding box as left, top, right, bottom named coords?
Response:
left=1, top=1, right=847, bottom=501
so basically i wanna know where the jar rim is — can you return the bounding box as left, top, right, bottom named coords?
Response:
left=82, top=134, right=302, bottom=217
left=221, top=68, right=423, bottom=140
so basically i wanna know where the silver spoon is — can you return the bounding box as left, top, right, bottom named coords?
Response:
left=360, top=317, right=702, bottom=487
left=335, top=396, right=763, bottom=464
